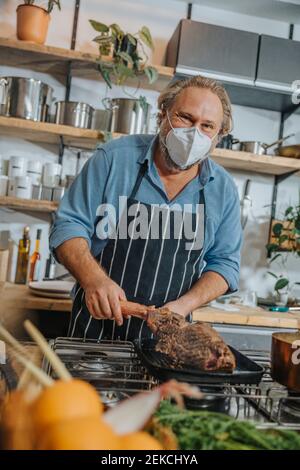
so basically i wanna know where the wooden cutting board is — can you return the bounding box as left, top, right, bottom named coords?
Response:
left=192, top=304, right=300, bottom=329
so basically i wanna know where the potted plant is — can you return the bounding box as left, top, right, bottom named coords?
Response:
left=266, top=201, right=300, bottom=304
left=89, top=20, right=158, bottom=89
left=16, top=1, right=61, bottom=45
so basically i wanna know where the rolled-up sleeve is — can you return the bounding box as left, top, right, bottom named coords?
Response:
left=202, top=184, right=242, bottom=293
left=49, top=147, right=109, bottom=257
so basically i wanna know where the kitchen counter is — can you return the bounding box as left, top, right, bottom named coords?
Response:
left=1, top=282, right=72, bottom=312
left=2, top=283, right=300, bottom=329
left=193, top=303, right=300, bottom=329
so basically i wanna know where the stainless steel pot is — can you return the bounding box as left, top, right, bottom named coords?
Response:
left=54, top=101, right=94, bottom=129
left=238, top=134, right=294, bottom=155
left=92, top=109, right=112, bottom=131
left=0, top=77, right=53, bottom=122
left=104, top=98, right=151, bottom=134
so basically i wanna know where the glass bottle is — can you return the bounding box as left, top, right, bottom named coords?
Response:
left=15, top=226, right=30, bottom=284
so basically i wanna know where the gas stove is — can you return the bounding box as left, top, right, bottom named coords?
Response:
left=43, top=338, right=300, bottom=430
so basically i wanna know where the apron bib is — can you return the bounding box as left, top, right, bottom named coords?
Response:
left=69, top=161, right=206, bottom=341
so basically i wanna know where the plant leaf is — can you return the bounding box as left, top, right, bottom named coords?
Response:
left=275, top=278, right=289, bottom=291
left=279, top=234, right=289, bottom=244
left=270, top=254, right=282, bottom=263
left=138, top=26, right=154, bottom=50
left=97, top=62, right=112, bottom=88
left=272, top=222, right=283, bottom=237
left=92, top=35, right=112, bottom=44
left=89, top=20, right=109, bottom=33
left=285, top=206, right=293, bottom=216
left=267, top=271, right=278, bottom=279
left=144, top=65, right=158, bottom=84
left=127, top=33, right=137, bottom=46
left=110, top=23, right=123, bottom=38
left=266, top=243, right=279, bottom=252
left=117, top=52, right=134, bottom=65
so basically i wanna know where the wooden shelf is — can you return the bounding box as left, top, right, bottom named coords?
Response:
left=0, top=116, right=123, bottom=149
left=1, top=283, right=72, bottom=312
left=211, top=148, right=300, bottom=176
left=0, top=196, right=58, bottom=213
left=1, top=116, right=299, bottom=174
left=0, top=37, right=174, bottom=92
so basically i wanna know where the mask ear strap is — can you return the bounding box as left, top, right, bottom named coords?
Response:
left=166, top=110, right=175, bottom=131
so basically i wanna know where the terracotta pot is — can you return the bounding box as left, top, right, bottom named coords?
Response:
left=16, top=4, right=50, bottom=45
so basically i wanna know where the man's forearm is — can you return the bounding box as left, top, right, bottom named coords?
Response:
left=55, top=238, right=106, bottom=288
left=166, top=271, right=228, bottom=316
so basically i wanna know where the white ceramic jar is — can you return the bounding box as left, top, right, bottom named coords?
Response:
left=27, top=160, right=42, bottom=185
left=8, top=156, right=27, bottom=178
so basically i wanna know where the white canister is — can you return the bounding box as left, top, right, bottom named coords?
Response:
left=14, top=176, right=32, bottom=199
left=27, top=160, right=42, bottom=185
left=43, top=163, right=62, bottom=187
left=0, top=175, right=8, bottom=197
left=8, top=156, right=27, bottom=178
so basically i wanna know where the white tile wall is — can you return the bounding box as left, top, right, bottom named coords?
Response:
left=0, top=0, right=299, bottom=298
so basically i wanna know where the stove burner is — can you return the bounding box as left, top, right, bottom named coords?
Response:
left=184, top=386, right=230, bottom=413
left=73, top=352, right=112, bottom=372
left=281, top=391, right=300, bottom=418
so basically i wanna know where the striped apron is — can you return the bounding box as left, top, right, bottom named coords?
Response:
left=68, top=161, right=206, bottom=342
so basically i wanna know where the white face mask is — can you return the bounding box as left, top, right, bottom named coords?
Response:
left=164, top=111, right=218, bottom=169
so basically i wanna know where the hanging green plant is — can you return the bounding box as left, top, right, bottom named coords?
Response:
left=89, top=20, right=158, bottom=89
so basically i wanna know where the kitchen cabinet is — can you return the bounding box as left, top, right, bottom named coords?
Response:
left=256, top=35, right=300, bottom=92
left=166, top=19, right=259, bottom=86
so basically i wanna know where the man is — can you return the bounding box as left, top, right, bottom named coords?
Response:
left=50, top=75, right=242, bottom=341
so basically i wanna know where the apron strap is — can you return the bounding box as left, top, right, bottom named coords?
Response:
left=130, top=161, right=148, bottom=199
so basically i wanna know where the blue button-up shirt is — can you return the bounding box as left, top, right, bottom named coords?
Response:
left=50, top=134, right=242, bottom=292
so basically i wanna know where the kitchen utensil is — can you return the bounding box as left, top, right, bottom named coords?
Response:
left=135, top=338, right=264, bottom=385
left=217, top=134, right=240, bottom=149
left=32, top=183, right=42, bottom=200
left=275, top=145, right=300, bottom=159
left=0, top=175, right=8, bottom=196
left=52, top=186, right=65, bottom=202
left=92, top=109, right=112, bottom=131
left=43, top=162, right=61, bottom=187
left=54, top=101, right=94, bottom=129
left=13, top=176, right=32, bottom=199
left=27, top=160, right=42, bottom=185
left=104, top=98, right=151, bottom=134
left=271, top=332, right=300, bottom=392
left=41, top=185, right=53, bottom=201
left=66, top=174, right=75, bottom=188
left=238, top=134, right=294, bottom=155
left=240, top=179, right=252, bottom=230
left=0, top=77, right=53, bottom=121
left=8, top=156, right=26, bottom=178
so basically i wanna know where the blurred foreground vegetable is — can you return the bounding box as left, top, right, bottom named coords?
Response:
left=153, top=401, right=300, bottom=450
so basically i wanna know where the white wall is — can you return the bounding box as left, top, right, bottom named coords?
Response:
left=0, top=0, right=299, bottom=299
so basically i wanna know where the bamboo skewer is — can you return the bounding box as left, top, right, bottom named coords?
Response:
left=0, top=322, right=54, bottom=387
left=8, top=347, right=54, bottom=387
left=24, top=320, right=72, bottom=381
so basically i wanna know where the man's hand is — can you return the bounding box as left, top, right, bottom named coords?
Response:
left=163, top=299, right=190, bottom=317
left=83, top=272, right=126, bottom=326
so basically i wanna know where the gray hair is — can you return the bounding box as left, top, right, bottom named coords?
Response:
left=157, top=75, right=233, bottom=135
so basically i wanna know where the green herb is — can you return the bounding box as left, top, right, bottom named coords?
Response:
left=154, top=401, right=300, bottom=450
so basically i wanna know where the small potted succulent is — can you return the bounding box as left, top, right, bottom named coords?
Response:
left=16, top=1, right=61, bottom=45
left=89, top=20, right=158, bottom=89
left=266, top=200, right=300, bottom=305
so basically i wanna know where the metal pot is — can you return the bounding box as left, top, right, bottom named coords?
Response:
left=238, top=134, right=294, bottom=155
left=104, top=98, right=151, bottom=134
left=0, top=76, right=53, bottom=121
left=92, top=109, right=112, bottom=131
left=271, top=331, right=300, bottom=392
left=54, top=101, right=94, bottom=129
left=275, top=145, right=300, bottom=159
